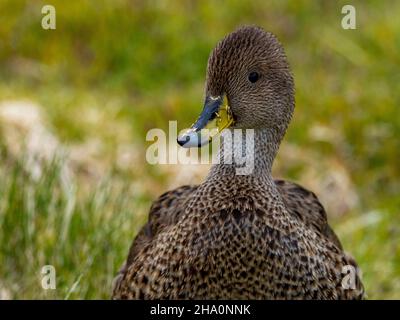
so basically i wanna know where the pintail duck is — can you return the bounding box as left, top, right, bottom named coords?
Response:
left=112, top=26, right=364, bottom=299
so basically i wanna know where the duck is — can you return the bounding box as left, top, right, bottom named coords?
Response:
left=112, top=25, right=364, bottom=299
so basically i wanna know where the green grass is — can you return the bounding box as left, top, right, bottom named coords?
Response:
left=0, top=149, right=151, bottom=299
left=0, top=0, right=399, bottom=299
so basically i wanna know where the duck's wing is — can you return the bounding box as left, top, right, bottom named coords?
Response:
left=275, top=179, right=365, bottom=299
left=112, top=185, right=198, bottom=297
left=275, top=179, right=343, bottom=250
left=126, top=184, right=198, bottom=265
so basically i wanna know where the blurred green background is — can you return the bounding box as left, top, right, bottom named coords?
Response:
left=0, top=0, right=399, bottom=299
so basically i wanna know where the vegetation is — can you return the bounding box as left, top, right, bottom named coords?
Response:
left=0, top=0, right=398, bottom=299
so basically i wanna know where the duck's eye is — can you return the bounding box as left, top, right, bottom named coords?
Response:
left=248, top=72, right=260, bottom=83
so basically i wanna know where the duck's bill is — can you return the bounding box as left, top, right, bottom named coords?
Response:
left=177, top=95, right=234, bottom=148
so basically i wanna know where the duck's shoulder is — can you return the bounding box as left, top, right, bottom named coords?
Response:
left=112, top=184, right=198, bottom=297
left=130, top=184, right=198, bottom=261
left=274, top=179, right=343, bottom=250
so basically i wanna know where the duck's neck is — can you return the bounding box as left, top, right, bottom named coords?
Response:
left=206, top=128, right=281, bottom=186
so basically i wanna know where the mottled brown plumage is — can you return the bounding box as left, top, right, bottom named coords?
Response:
left=112, top=26, right=364, bottom=299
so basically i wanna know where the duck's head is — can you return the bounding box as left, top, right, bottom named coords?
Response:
left=178, top=25, right=294, bottom=148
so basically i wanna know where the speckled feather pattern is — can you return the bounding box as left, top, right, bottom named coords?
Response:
left=113, top=179, right=363, bottom=299
left=112, top=26, right=364, bottom=300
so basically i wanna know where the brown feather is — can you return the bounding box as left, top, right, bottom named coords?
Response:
left=112, top=25, right=364, bottom=300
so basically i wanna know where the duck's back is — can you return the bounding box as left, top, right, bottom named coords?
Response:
left=112, top=181, right=364, bottom=300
